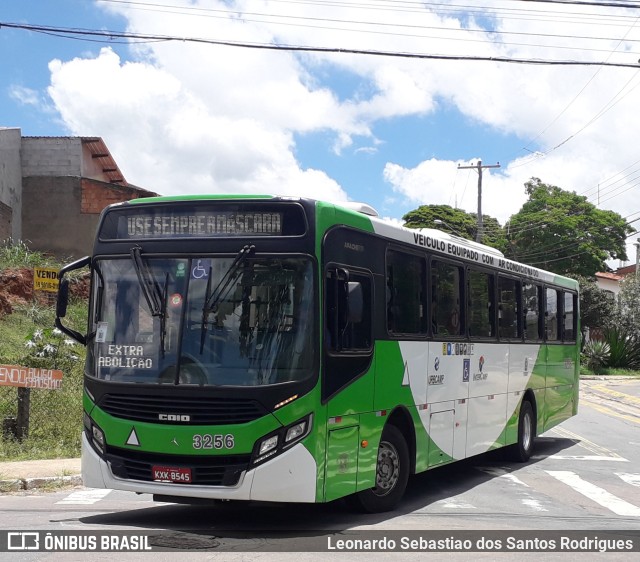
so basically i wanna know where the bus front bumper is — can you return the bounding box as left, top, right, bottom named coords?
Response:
left=82, top=433, right=317, bottom=503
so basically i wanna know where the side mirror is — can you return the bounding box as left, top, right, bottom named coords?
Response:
left=55, top=256, right=91, bottom=346
left=56, top=278, right=69, bottom=319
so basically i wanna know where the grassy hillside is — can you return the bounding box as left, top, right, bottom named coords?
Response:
left=0, top=241, right=88, bottom=461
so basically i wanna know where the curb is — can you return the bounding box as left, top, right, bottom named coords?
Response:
left=0, top=475, right=82, bottom=493
left=580, top=375, right=640, bottom=380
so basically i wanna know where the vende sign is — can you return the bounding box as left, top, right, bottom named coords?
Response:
left=0, top=365, right=63, bottom=389
left=33, top=267, right=60, bottom=293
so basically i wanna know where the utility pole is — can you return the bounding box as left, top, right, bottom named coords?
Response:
left=458, top=160, right=501, bottom=242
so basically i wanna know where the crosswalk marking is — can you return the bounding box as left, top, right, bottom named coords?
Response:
left=56, top=489, right=112, bottom=505
left=541, top=455, right=629, bottom=462
left=521, top=498, right=548, bottom=512
left=477, top=467, right=529, bottom=487
left=434, top=497, right=477, bottom=509
left=616, top=473, right=640, bottom=487
left=476, top=467, right=548, bottom=512
left=547, top=470, right=640, bottom=517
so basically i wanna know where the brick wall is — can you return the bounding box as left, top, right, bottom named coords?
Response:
left=81, top=179, right=153, bottom=214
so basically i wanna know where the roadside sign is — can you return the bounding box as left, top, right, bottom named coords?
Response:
left=33, top=267, right=60, bottom=293
left=0, top=365, right=63, bottom=389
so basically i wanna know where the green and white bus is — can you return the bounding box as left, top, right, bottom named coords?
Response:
left=56, top=195, right=579, bottom=512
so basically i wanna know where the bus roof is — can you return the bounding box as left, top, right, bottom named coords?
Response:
left=115, top=194, right=578, bottom=290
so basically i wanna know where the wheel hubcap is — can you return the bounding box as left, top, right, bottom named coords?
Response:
left=522, top=411, right=532, bottom=451
left=373, top=440, right=400, bottom=497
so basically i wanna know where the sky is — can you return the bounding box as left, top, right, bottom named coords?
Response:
left=1, top=0, right=640, bottom=266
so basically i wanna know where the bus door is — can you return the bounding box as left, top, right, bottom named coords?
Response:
left=544, top=288, right=578, bottom=430
left=322, top=265, right=375, bottom=501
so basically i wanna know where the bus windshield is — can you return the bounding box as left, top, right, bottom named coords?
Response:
left=87, top=255, right=316, bottom=387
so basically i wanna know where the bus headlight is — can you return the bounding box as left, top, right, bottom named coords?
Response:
left=258, top=435, right=279, bottom=457
left=92, top=425, right=105, bottom=453
left=251, top=414, right=312, bottom=467
left=85, top=414, right=105, bottom=455
left=285, top=419, right=308, bottom=443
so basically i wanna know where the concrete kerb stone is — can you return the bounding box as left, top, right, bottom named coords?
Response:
left=0, top=479, right=22, bottom=493
left=24, top=474, right=83, bottom=490
left=0, top=474, right=83, bottom=492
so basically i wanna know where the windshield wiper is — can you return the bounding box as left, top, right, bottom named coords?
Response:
left=200, top=244, right=255, bottom=353
left=131, top=246, right=168, bottom=356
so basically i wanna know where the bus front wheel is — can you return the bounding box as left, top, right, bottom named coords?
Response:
left=347, top=424, right=409, bottom=513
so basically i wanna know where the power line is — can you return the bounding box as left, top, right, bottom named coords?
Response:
left=97, top=0, right=640, bottom=44
left=2, top=21, right=639, bottom=67
left=514, top=0, right=640, bottom=9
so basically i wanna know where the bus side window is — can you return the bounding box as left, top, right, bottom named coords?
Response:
left=431, top=260, right=463, bottom=337
left=523, top=282, right=542, bottom=341
left=468, top=268, right=495, bottom=339
left=563, top=292, right=576, bottom=342
left=498, top=276, right=520, bottom=339
left=545, top=288, right=560, bottom=341
left=386, top=249, right=427, bottom=335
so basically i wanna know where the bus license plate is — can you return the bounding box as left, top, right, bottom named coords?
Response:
left=152, top=466, right=192, bottom=483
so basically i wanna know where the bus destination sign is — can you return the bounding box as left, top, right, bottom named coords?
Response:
left=123, top=211, right=283, bottom=238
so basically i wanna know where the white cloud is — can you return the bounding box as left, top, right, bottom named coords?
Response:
left=40, top=0, right=640, bottom=256
left=9, top=85, right=40, bottom=107
left=8, top=85, right=54, bottom=114
left=48, top=46, right=347, bottom=199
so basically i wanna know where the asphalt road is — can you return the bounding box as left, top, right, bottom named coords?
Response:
left=0, top=377, right=638, bottom=561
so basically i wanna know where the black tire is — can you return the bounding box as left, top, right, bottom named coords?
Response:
left=347, top=425, right=409, bottom=513
left=508, top=400, right=535, bottom=462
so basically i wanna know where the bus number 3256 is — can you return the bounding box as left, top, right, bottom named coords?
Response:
left=192, top=434, right=235, bottom=450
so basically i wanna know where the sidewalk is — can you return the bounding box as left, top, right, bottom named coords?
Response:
left=0, top=458, right=82, bottom=492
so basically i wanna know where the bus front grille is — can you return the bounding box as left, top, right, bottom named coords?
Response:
left=98, top=394, right=267, bottom=425
left=105, top=447, right=250, bottom=486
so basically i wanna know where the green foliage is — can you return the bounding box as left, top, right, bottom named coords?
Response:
left=567, top=274, right=615, bottom=332
left=581, top=339, right=610, bottom=373
left=0, top=239, right=57, bottom=270
left=614, top=275, right=640, bottom=334
left=20, top=327, right=82, bottom=371
left=402, top=204, right=507, bottom=252
left=504, top=178, right=634, bottom=276
left=603, top=326, right=640, bottom=370
left=0, top=278, right=87, bottom=460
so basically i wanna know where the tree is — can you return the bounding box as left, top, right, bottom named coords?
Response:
left=504, top=178, right=634, bottom=276
left=567, top=274, right=615, bottom=337
left=402, top=204, right=507, bottom=252
left=615, top=275, right=640, bottom=335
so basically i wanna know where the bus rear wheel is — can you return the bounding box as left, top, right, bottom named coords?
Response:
left=347, top=425, right=409, bottom=513
left=508, top=400, right=535, bottom=462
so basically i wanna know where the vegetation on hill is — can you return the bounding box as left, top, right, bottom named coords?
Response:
left=0, top=240, right=87, bottom=461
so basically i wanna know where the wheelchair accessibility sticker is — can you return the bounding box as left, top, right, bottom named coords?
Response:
left=191, top=259, right=211, bottom=280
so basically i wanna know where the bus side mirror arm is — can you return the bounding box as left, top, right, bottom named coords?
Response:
left=56, top=256, right=91, bottom=346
